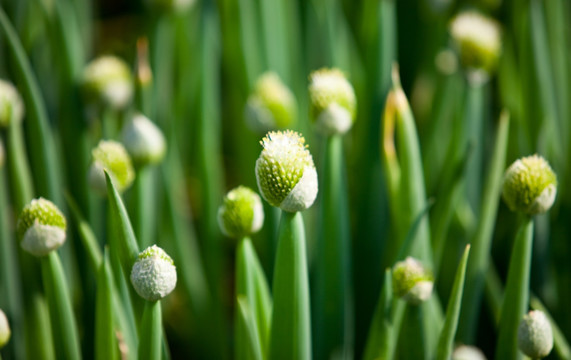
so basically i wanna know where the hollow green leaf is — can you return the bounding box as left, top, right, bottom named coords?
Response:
left=236, top=295, right=263, bottom=360
left=95, top=249, right=119, bottom=360
left=139, top=301, right=162, bottom=360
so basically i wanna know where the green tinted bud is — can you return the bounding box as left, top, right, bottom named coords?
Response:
left=0, top=309, right=9, bottom=349
left=518, top=310, right=553, bottom=359
left=502, top=155, right=557, bottom=215
left=0, top=79, right=24, bottom=127
left=121, top=113, right=166, bottom=167
left=89, top=140, right=135, bottom=195
left=309, top=68, right=356, bottom=135
left=452, top=345, right=487, bottom=360
left=392, top=257, right=433, bottom=305
left=82, top=56, right=133, bottom=110
left=17, top=198, right=66, bottom=256
left=450, top=12, right=501, bottom=77
left=245, top=72, right=297, bottom=132
left=255, top=130, right=318, bottom=212
left=130, top=245, right=177, bottom=301
left=218, top=186, right=264, bottom=238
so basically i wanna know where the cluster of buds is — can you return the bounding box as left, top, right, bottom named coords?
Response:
left=17, top=198, right=67, bottom=257
left=255, top=130, right=318, bottom=213
left=89, top=140, right=135, bottom=195
left=245, top=72, right=297, bottom=132
left=502, top=155, right=557, bottom=216
left=217, top=186, right=264, bottom=238
left=130, top=245, right=177, bottom=302
left=308, top=68, right=356, bottom=136
left=0, top=79, right=24, bottom=127
left=392, top=257, right=434, bottom=305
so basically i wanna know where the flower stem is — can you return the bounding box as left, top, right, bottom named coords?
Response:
left=139, top=301, right=162, bottom=360
left=268, top=211, right=311, bottom=360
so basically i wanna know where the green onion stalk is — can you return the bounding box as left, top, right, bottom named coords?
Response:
left=308, top=68, right=356, bottom=359
left=255, top=130, right=317, bottom=359
left=496, top=155, right=557, bottom=359
left=217, top=186, right=271, bottom=360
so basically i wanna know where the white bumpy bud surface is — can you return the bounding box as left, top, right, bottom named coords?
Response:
left=518, top=310, right=553, bottom=359
left=89, top=140, right=135, bottom=195
left=131, top=245, right=177, bottom=301
left=17, top=198, right=67, bottom=257
left=452, top=345, right=487, bottom=360
left=121, top=113, right=166, bottom=167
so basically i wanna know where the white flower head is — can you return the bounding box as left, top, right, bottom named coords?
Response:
left=452, top=345, right=487, bottom=360
left=518, top=310, right=553, bottom=359
left=89, top=140, right=135, bottom=195
left=450, top=11, right=501, bottom=75
left=392, top=257, right=434, bottom=305
left=0, top=79, right=24, bottom=127
left=309, top=68, right=356, bottom=135
left=218, top=186, right=264, bottom=238
left=0, top=309, right=9, bottom=349
left=131, top=245, right=177, bottom=301
left=17, top=198, right=67, bottom=257
left=121, top=113, right=166, bottom=167
left=255, top=130, right=318, bottom=212
left=82, top=56, right=133, bottom=110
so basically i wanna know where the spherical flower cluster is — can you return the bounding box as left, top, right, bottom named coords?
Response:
left=0, top=79, right=24, bottom=127
left=308, top=68, right=356, bottom=135
left=131, top=245, right=177, bottom=301
left=217, top=186, right=264, bottom=238
left=82, top=56, right=133, bottom=110
left=502, top=155, right=557, bottom=215
left=89, top=140, right=135, bottom=195
left=392, top=257, right=433, bottom=305
left=517, top=310, right=553, bottom=359
left=121, top=113, right=166, bottom=167
left=452, top=345, right=487, bottom=360
left=245, top=72, right=297, bottom=132
left=450, top=11, right=501, bottom=76
left=0, top=309, right=9, bottom=349
left=17, top=198, right=67, bottom=257
left=255, top=130, right=318, bottom=213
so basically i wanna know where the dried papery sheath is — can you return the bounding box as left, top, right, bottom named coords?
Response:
left=0, top=79, right=24, bottom=127
left=255, top=130, right=318, bottom=212
left=245, top=72, right=297, bottom=132
left=517, top=310, right=553, bottom=359
left=17, top=198, right=67, bottom=256
left=89, top=140, right=135, bottom=195
left=392, top=257, right=434, bottom=305
left=217, top=186, right=264, bottom=238
left=450, top=11, right=501, bottom=78
left=82, top=56, right=133, bottom=110
left=0, top=309, right=10, bottom=349
left=130, top=245, right=177, bottom=301
left=502, top=155, right=557, bottom=215
left=121, top=113, right=166, bottom=167
left=309, top=68, right=356, bottom=135
left=452, top=345, right=487, bottom=360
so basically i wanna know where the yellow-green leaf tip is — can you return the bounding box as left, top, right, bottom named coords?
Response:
left=131, top=245, right=177, bottom=301
left=82, top=55, right=133, bottom=110
left=518, top=310, right=553, bottom=359
left=0, top=79, right=24, bottom=127
left=121, top=113, right=166, bottom=167
left=217, top=186, right=264, bottom=238
left=450, top=11, right=501, bottom=77
left=245, top=72, right=297, bottom=132
left=89, top=140, right=135, bottom=195
left=392, top=257, right=433, bottom=305
left=17, top=198, right=67, bottom=257
left=502, top=155, right=557, bottom=215
left=0, top=309, right=10, bottom=349
left=255, top=130, right=318, bottom=212
left=309, top=68, right=356, bottom=135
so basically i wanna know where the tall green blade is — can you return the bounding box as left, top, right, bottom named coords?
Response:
left=95, top=249, right=119, bottom=360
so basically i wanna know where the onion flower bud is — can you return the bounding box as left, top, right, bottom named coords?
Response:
left=17, top=198, right=66, bottom=256
left=0, top=79, right=24, bottom=127
left=218, top=186, right=264, bottom=238
left=392, top=257, right=433, bottom=305
left=245, top=72, right=297, bottom=132
left=121, top=113, right=166, bottom=168
left=130, top=245, right=177, bottom=301
left=502, top=155, right=557, bottom=215
left=255, top=130, right=318, bottom=213
left=0, top=309, right=9, bottom=349
left=452, top=345, right=487, bottom=360
left=517, top=310, right=553, bottom=359
left=82, top=56, right=133, bottom=111
left=89, top=140, right=135, bottom=195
